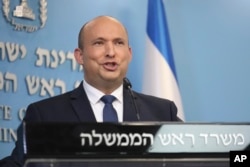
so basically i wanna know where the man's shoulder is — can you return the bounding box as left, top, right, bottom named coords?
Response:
left=32, top=90, right=73, bottom=105
left=133, top=91, right=173, bottom=104
left=29, top=83, right=84, bottom=106
left=131, top=91, right=178, bottom=121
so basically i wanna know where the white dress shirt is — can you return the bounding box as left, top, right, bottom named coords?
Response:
left=83, top=80, right=123, bottom=122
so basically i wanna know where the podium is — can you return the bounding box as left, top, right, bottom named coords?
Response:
left=23, top=122, right=250, bottom=167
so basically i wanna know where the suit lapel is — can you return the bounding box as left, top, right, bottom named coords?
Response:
left=70, top=82, right=97, bottom=122
left=70, top=82, right=139, bottom=122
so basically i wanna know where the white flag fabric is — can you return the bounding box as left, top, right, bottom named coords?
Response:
left=142, top=0, right=184, bottom=120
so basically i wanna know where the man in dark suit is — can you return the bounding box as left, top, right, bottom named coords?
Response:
left=0, top=15, right=180, bottom=167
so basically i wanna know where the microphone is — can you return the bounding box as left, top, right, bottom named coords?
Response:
left=123, top=78, right=140, bottom=121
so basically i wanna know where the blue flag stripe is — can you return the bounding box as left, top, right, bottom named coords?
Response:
left=146, top=0, right=177, bottom=79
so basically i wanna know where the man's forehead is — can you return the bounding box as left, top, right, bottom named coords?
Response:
left=84, top=18, right=128, bottom=39
left=85, top=17, right=125, bottom=32
left=87, top=16, right=122, bottom=26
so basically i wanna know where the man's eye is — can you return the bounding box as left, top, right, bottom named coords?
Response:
left=94, top=41, right=103, bottom=45
left=116, top=41, right=124, bottom=45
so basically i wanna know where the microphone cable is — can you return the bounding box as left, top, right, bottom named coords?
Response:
left=123, top=78, right=140, bottom=121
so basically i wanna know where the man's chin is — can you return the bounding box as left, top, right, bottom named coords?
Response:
left=101, top=75, right=123, bottom=83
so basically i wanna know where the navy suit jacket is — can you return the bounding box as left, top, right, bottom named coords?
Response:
left=0, top=82, right=179, bottom=167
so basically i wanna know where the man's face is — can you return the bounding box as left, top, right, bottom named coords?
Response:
left=78, top=17, right=132, bottom=88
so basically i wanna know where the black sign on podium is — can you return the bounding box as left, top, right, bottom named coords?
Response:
left=23, top=122, right=250, bottom=167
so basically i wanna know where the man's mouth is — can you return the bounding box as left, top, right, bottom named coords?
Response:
left=103, top=62, right=118, bottom=71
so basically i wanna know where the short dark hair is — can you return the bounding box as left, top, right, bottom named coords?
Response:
left=78, top=21, right=88, bottom=49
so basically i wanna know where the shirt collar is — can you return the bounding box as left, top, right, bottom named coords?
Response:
left=83, top=80, right=123, bottom=104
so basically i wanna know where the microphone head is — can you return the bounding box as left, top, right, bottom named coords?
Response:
left=123, top=77, right=132, bottom=89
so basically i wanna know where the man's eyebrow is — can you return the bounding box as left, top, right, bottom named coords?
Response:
left=113, top=37, right=125, bottom=41
left=92, top=37, right=106, bottom=41
left=91, top=37, right=126, bottom=42
left=90, top=37, right=106, bottom=44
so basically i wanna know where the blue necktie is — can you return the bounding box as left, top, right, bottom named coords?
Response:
left=101, top=95, right=118, bottom=122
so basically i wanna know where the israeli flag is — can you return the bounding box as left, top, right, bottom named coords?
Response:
left=142, top=0, right=184, bottom=120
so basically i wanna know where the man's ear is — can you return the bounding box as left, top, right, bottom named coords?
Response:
left=128, top=46, right=132, bottom=62
left=74, top=48, right=84, bottom=65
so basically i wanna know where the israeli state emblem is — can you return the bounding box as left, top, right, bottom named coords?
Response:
left=2, top=0, right=48, bottom=32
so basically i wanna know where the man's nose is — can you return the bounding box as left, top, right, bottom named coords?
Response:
left=105, top=43, right=115, bottom=57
